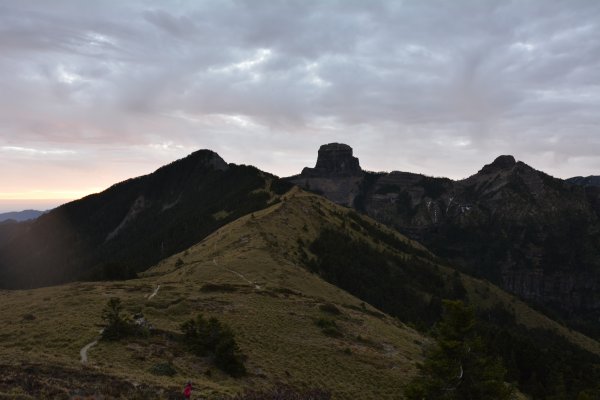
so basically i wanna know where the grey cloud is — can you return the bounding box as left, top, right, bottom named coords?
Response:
left=0, top=0, right=599, bottom=187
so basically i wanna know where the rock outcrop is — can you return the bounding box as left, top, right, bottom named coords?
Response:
left=287, top=143, right=364, bottom=206
left=302, top=143, right=362, bottom=177
left=478, top=155, right=516, bottom=174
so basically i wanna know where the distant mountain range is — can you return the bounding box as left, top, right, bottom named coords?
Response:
left=0, top=209, right=44, bottom=222
left=288, top=143, right=600, bottom=337
left=567, top=175, right=600, bottom=187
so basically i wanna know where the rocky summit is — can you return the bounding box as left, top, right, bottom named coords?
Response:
left=287, top=143, right=364, bottom=206
left=303, top=142, right=362, bottom=177
left=478, top=155, right=517, bottom=174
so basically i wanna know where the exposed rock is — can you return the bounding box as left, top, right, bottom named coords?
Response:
left=302, top=143, right=362, bottom=177
left=106, top=195, right=149, bottom=241
left=287, top=143, right=363, bottom=206
left=478, top=155, right=516, bottom=174
left=204, top=151, right=229, bottom=171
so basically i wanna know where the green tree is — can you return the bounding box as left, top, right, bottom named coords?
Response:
left=181, top=314, right=246, bottom=377
left=101, top=297, right=132, bottom=340
left=405, top=300, right=513, bottom=400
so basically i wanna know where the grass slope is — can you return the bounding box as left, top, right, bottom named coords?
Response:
left=0, top=189, right=426, bottom=399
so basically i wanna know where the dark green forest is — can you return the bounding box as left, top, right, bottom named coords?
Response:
left=0, top=151, right=290, bottom=289
left=306, top=228, right=600, bottom=399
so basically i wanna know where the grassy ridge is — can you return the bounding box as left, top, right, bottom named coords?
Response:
left=0, top=190, right=426, bottom=399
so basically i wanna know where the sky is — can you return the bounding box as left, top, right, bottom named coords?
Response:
left=1, top=0, right=600, bottom=212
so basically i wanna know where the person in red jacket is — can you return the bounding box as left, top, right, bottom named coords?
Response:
left=183, top=381, right=192, bottom=399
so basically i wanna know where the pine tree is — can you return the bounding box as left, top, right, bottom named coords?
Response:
left=404, top=300, right=513, bottom=400
left=101, top=297, right=132, bottom=340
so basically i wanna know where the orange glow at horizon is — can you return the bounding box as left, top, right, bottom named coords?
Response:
left=0, top=189, right=104, bottom=212
left=0, top=188, right=103, bottom=201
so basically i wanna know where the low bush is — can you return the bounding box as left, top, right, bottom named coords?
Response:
left=22, top=313, right=36, bottom=321
left=181, top=314, right=246, bottom=377
left=149, top=362, right=177, bottom=377
left=200, top=283, right=238, bottom=292
left=315, top=317, right=343, bottom=338
left=101, top=297, right=149, bottom=340
left=318, top=303, right=341, bottom=315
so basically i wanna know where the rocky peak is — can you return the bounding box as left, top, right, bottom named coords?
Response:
left=478, top=155, right=516, bottom=175
left=302, top=143, right=362, bottom=177
left=189, top=150, right=229, bottom=171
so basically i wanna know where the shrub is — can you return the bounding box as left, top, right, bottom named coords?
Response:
left=315, top=317, right=343, bottom=338
left=318, top=303, right=341, bottom=315
left=22, top=313, right=36, bottom=321
left=181, top=314, right=246, bottom=377
left=101, top=297, right=133, bottom=340
left=200, top=283, right=238, bottom=292
left=149, top=362, right=177, bottom=377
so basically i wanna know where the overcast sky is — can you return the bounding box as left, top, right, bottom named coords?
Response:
left=1, top=0, right=600, bottom=212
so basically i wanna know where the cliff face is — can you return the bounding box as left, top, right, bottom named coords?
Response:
left=287, top=143, right=364, bottom=206
left=288, top=145, right=600, bottom=329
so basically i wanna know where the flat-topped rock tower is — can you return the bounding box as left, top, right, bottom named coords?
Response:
left=301, top=143, right=362, bottom=177
left=287, top=143, right=364, bottom=206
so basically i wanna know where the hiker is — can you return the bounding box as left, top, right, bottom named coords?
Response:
left=183, top=381, right=192, bottom=399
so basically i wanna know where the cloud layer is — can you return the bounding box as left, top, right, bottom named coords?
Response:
left=1, top=0, right=600, bottom=210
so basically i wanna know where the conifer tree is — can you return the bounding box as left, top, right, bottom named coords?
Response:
left=101, top=297, right=132, bottom=340
left=405, top=300, right=513, bottom=400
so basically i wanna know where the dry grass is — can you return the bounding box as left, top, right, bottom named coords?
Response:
left=0, top=191, right=426, bottom=399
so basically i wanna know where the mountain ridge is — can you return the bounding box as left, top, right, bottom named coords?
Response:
left=567, top=175, right=600, bottom=187
left=0, top=149, right=291, bottom=289
left=0, top=209, right=44, bottom=223
left=286, top=143, right=600, bottom=337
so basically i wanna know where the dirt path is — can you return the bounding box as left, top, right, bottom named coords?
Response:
left=147, top=285, right=160, bottom=300
left=213, top=258, right=261, bottom=290
left=80, top=340, right=98, bottom=364
left=80, top=283, right=160, bottom=365
left=80, top=329, right=104, bottom=364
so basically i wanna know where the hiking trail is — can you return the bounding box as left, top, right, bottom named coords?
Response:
left=80, top=329, right=104, bottom=364
left=147, top=285, right=160, bottom=300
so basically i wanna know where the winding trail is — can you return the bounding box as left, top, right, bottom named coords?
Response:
left=213, top=258, right=261, bottom=290
left=147, top=285, right=161, bottom=300
left=80, top=329, right=104, bottom=364
left=80, top=283, right=161, bottom=365
left=80, top=340, right=98, bottom=364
